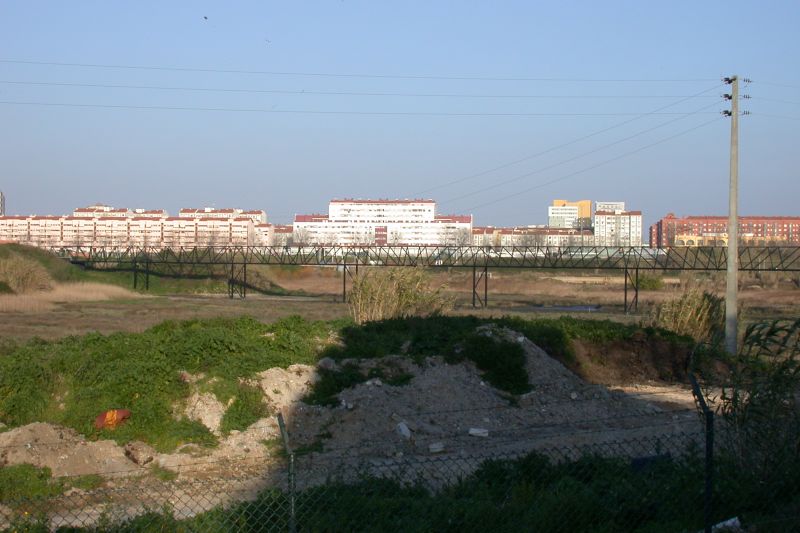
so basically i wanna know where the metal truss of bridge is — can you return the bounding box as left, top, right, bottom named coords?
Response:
left=54, top=245, right=800, bottom=312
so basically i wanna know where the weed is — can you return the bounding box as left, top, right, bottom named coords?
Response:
left=0, top=254, right=52, bottom=293
left=149, top=464, right=178, bottom=482
left=348, top=267, right=454, bottom=324
left=637, top=273, right=664, bottom=290
left=303, top=364, right=366, bottom=406
left=457, top=333, right=530, bottom=395
left=66, top=474, right=104, bottom=491
left=646, top=288, right=724, bottom=342
left=0, top=465, right=63, bottom=503
left=219, top=383, right=270, bottom=435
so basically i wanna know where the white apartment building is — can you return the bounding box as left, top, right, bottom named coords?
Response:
left=547, top=205, right=581, bottom=229
left=179, top=208, right=267, bottom=224
left=1, top=204, right=269, bottom=249
left=593, top=210, right=643, bottom=247
left=473, top=226, right=594, bottom=248
left=293, top=199, right=473, bottom=246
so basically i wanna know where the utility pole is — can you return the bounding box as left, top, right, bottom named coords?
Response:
left=724, top=76, right=739, bottom=355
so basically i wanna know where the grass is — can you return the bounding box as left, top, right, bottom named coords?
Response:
left=218, top=383, right=271, bottom=435
left=0, top=465, right=104, bottom=505
left=0, top=315, right=338, bottom=452
left=149, top=464, right=178, bottom=482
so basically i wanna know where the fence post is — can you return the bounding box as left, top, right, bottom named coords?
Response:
left=277, top=413, right=296, bottom=533
left=689, top=372, right=714, bottom=533
left=705, top=410, right=715, bottom=533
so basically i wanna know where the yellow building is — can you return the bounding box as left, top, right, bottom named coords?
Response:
left=673, top=233, right=789, bottom=247
left=552, top=199, right=592, bottom=220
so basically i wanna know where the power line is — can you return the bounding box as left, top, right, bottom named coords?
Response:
left=464, top=115, right=723, bottom=213
left=0, top=100, right=719, bottom=117
left=756, top=81, right=800, bottom=90
left=0, top=59, right=719, bottom=83
left=0, top=80, right=723, bottom=100
left=754, top=96, right=800, bottom=106
left=440, top=100, right=722, bottom=206
left=753, top=112, right=800, bottom=122
left=416, top=84, right=724, bottom=195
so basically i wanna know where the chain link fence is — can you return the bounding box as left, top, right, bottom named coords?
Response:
left=2, top=411, right=799, bottom=532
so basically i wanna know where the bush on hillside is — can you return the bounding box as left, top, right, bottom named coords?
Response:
left=646, top=288, right=723, bottom=343
left=0, top=255, right=52, bottom=293
left=348, top=267, right=453, bottom=324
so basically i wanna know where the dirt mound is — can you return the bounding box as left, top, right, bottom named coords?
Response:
left=569, top=334, right=692, bottom=385
left=281, top=325, right=696, bottom=464
left=0, top=423, right=142, bottom=477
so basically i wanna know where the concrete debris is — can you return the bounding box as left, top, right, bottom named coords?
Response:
left=428, top=442, right=445, bottom=454
left=468, top=428, right=489, bottom=438
left=396, top=422, right=412, bottom=440
left=124, top=441, right=156, bottom=465
left=317, top=357, right=338, bottom=372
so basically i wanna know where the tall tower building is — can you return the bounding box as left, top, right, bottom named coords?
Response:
left=0, top=190, right=5, bottom=216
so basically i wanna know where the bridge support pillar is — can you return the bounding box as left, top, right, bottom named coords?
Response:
left=341, top=262, right=359, bottom=303
left=472, top=265, right=488, bottom=308
left=228, top=262, right=247, bottom=299
left=624, top=267, right=639, bottom=314
left=132, top=257, right=150, bottom=291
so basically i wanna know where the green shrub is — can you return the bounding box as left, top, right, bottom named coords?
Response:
left=455, top=333, right=531, bottom=395
left=637, top=273, right=664, bottom=290
left=304, top=364, right=366, bottom=406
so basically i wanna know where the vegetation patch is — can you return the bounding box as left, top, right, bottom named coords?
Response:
left=218, top=383, right=271, bottom=435
left=451, top=333, right=530, bottom=395
left=348, top=267, right=454, bottom=324
left=61, top=447, right=800, bottom=532
left=646, top=288, right=724, bottom=343
left=0, top=315, right=337, bottom=451
left=304, top=364, right=367, bottom=406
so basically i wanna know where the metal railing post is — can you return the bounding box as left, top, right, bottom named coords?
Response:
left=704, top=410, right=715, bottom=533
left=277, top=413, right=296, bottom=533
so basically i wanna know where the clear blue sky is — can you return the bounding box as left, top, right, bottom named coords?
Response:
left=1, top=1, right=798, bottom=228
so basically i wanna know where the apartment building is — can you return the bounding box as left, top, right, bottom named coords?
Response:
left=552, top=199, right=592, bottom=228
left=547, top=205, right=581, bottom=229
left=472, top=226, right=594, bottom=247
left=649, top=214, right=800, bottom=248
left=593, top=210, right=643, bottom=247
left=293, top=199, right=473, bottom=246
left=0, top=204, right=268, bottom=249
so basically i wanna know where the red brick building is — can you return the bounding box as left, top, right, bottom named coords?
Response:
left=649, top=214, right=800, bottom=248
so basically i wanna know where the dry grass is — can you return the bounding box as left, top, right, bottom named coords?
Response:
left=0, top=282, right=142, bottom=313
left=0, top=255, right=52, bottom=293
left=645, top=287, right=725, bottom=342
left=348, top=267, right=454, bottom=324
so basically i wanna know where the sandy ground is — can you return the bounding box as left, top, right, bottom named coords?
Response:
left=1, top=267, right=796, bottom=342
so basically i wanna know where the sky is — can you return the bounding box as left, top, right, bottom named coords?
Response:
left=1, top=1, right=798, bottom=229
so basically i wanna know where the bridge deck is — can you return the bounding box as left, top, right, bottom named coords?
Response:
left=53, top=245, right=800, bottom=271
